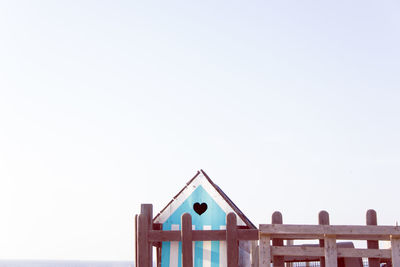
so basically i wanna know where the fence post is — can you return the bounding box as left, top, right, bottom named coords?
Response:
left=324, top=235, right=337, bottom=267
left=227, top=212, right=238, bottom=267
left=135, top=214, right=139, bottom=267
left=286, top=240, right=293, bottom=267
left=259, top=234, right=271, bottom=267
left=141, top=204, right=153, bottom=267
left=251, top=241, right=259, bottom=267
left=181, top=213, right=193, bottom=267
left=272, top=211, right=284, bottom=267
left=156, top=245, right=161, bottom=267
left=391, top=235, right=400, bottom=266
left=319, top=210, right=330, bottom=267
left=138, top=213, right=150, bottom=267
left=366, top=209, right=380, bottom=267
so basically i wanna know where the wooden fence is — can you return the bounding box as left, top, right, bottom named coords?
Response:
left=259, top=223, right=400, bottom=267
left=135, top=205, right=400, bottom=267
left=135, top=204, right=258, bottom=267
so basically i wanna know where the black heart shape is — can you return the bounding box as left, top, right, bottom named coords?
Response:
left=193, top=202, right=207, bottom=215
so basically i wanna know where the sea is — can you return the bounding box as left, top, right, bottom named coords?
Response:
left=0, top=261, right=134, bottom=267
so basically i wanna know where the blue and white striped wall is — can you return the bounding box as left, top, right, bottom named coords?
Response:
left=154, top=172, right=251, bottom=267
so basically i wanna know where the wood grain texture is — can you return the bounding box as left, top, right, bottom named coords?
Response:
left=318, top=211, right=329, bottom=267
left=148, top=229, right=258, bottom=242
left=156, top=245, right=161, bottom=267
left=138, top=214, right=149, bottom=267
left=227, top=213, right=238, bottom=267
left=181, top=213, right=193, bottom=267
left=148, top=230, right=181, bottom=241
left=286, top=240, right=293, bottom=267
left=391, top=236, right=400, bottom=267
left=237, top=229, right=259, bottom=240
left=270, top=246, right=391, bottom=258
left=135, top=214, right=138, bottom=267
left=251, top=241, right=259, bottom=267
left=141, top=204, right=153, bottom=267
left=272, top=211, right=284, bottom=267
left=324, top=236, right=337, bottom=267
left=259, top=224, right=400, bottom=240
left=338, top=248, right=390, bottom=258
left=258, top=235, right=271, bottom=267
left=366, top=209, right=380, bottom=267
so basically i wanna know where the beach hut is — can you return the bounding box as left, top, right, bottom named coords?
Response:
left=153, top=170, right=256, bottom=267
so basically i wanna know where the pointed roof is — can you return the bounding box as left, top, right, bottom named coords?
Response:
left=153, top=170, right=256, bottom=229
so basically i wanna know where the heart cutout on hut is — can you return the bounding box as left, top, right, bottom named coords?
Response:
left=193, top=202, right=207, bottom=215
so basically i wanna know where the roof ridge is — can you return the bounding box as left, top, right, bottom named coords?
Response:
left=153, top=170, right=256, bottom=229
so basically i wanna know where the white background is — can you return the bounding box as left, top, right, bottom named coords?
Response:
left=0, top=0, right=399, bottom=261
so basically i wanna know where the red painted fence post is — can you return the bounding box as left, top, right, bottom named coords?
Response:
left=141, top=204, right=153, bottom=267
left=181, top=213, right=193, bottom=267
left=135, top=214, right=139, bottom=267
left=227, top=212, right=238, bottom=267
left=138, top=213, right=150, bottom=267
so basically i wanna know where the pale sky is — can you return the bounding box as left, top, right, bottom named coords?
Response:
left=0, top=0, right=399, bottom=262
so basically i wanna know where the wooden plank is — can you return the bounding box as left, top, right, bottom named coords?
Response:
left=251, top=242, right=259, bottom=267
left=141, top=204, right=153, bottom=223
left=319, top=211, right=330, bottom=267
left=285, top=240, right=293, bottom=267
left=391, top=236, right=400, bottom=267
left=366, top=209, right=379, bottom=267
left=141, top=204, right=153, bottom=267
left=269, top=233, right=389, bottom=240
left=270, top=246, right=391, bottom=258
left=149, top=230, right=181, bottom=241
left=149, top=229, right=257, bottom=242
left=181, top=213, right=193, bottom=267
left=272, top=211, right=284, bottom=267
left=149, top=230, right=225, bottom=241
left=193, top=230, right=226, bottom=240
left=237, top=229, right=259, bottom=240
left=259, top=235, right=271, bottom=267
left=138, top=214, right=150, bottom=267
left=324, top=235, right=337, bottom=267
left=284, top=255, right=320, bottom=262
left=227, top=213, right=238, bottom=267
left=259, top=224, right=400, bottom=239
left=135, top=214, right=138, bottom=267
left=272, top=246, right=324, bottom=257
left=156, top=245, right=161, bottom=267
left=338, top=248, right=391, bottom=258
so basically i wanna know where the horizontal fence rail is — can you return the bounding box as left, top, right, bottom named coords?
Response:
left=259, top=224, right=400, bottom=240
left=270, top=246, right=392, bottom=258
left=148, top=229, right=259, bottom=241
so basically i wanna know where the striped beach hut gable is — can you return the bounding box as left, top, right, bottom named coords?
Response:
left=153, top=170, right=255, bottom=267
